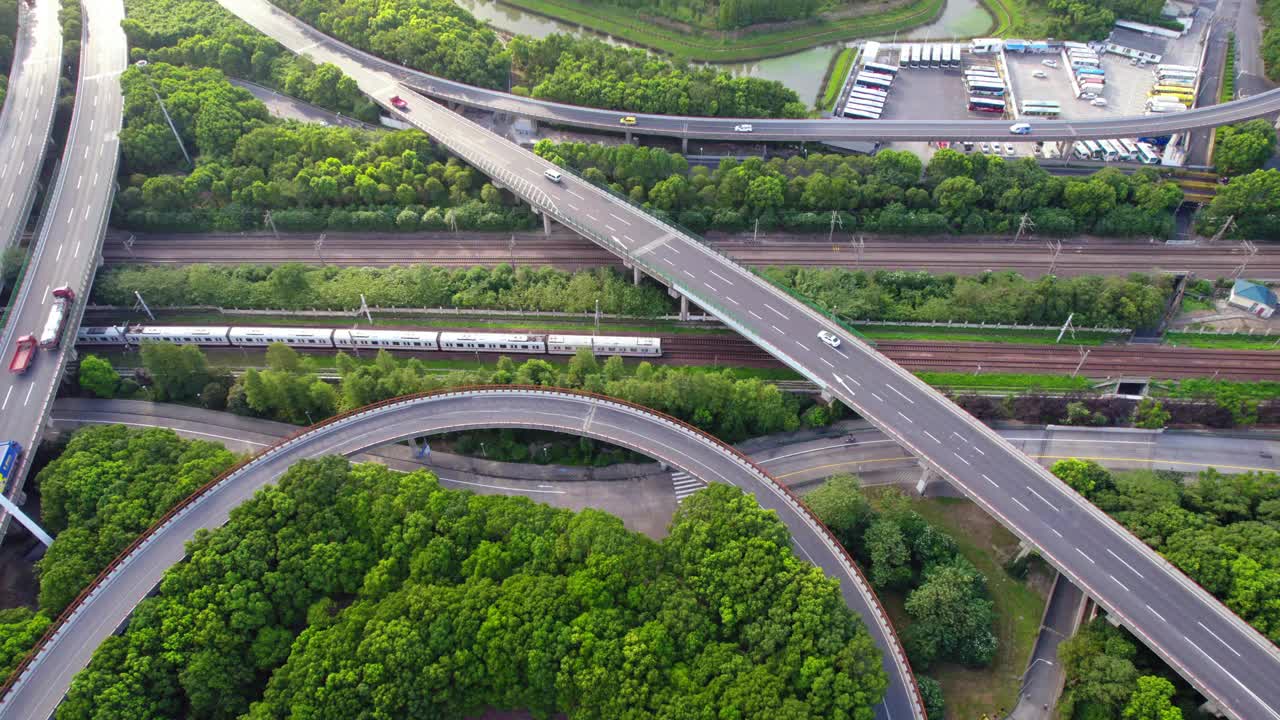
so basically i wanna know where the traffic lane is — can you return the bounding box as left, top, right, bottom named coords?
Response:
left=0, top=0, right=61, bottom=247
left=0, top=392, right=911, bottom=720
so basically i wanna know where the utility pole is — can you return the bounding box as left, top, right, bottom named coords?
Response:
left=1232, top=239, right=1258, bottom=279
left=122, top=233, right=136, bottom=259
left=594, top=297, right=600, bottom=337
left=135, top=60, right=192, bottom=167
left=1046, top=239, right=1063, bottom=275
left=827, top=210, right=843, bottom=245
left=1072, top=346, right=1091, bottom=378
left=1209, top=214, right=1236, bottom=244
left=315, top=232, right=326, bottom=265
left=753, top=217, right=760, bottom=244
left=1014, top=213, right=1035, bottom=244
left=358, top=294, right=373, bottom=324
left=263, top=210, right=279, bottom=241
left=509, top=234, right=516, bottom=266
left=134, top=290, right=155, bottom=321
left=853, top=234, right=865, bottom=268
left=1056, top=312, right=1075, bottom=343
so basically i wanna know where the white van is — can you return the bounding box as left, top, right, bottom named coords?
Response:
left=543, top=169, right=562, bottom=183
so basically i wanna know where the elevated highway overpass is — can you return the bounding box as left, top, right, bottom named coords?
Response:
left=228, top=2, right=1280, bottom=144
left=0, top=388, right=924, bottom=720
left=210, top=3, right=1280, bottom=718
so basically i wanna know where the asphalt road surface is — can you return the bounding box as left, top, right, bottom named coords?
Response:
left=101, top=229, right=1280, bottom=280
left=0, top=0, right=61, bottom=265
left=0, top=0, right=125, bottom=521
left=0, top=390, right=919, bottom=720
left=214, top=3, right=1280, bottom=717
left=215, top=0, right=1280, bottom=143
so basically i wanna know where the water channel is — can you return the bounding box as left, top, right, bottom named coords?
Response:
left=454, top=0, right=994, bottom=103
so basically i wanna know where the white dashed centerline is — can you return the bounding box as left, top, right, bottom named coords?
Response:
left=896, top=411, right=914, bottom=424
left=708, top=269, right=734, bottom=286
left=795, top=341, right=811, bottom=352
left=1110, top=575, right=1131, bottom=592
left=1197, top=621, right=1243, bottom=658
left=1027, top=487, right=1058, bottom=511
left=749, top=310, right=763, bottom=320
left=982, top=473, right=998, bottom=487
left=871, top=392, right=884, bottom=402
left=886, top=384, right=914, bottom=404
left=1012, top=498, right=1031, bottom=512
left=763, top=303, right=788, bottom=320
left=821, top=358, right=834, bottom=368
left=1076, top=548, right=1095, bottom=564
left=952, top=452, right=970, bottom=465
left=1105, top=548, right=1146, bottom=579
left=923, top=430, right=940, bottom=443
left=1146, top=604, right=1167, bottom=623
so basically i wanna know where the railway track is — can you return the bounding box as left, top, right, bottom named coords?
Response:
left=99, top=232, right=1280, bottom=279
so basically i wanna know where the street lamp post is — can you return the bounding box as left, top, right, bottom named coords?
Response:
left=135, top=60, right=192, bottom=167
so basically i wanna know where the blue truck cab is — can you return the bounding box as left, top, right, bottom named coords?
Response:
left=0, top=441, right=21, bottom=488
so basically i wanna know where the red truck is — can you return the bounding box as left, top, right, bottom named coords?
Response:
left=8, top=336, right=37, bottom=374
left=390, top=95, right=409, bottom=111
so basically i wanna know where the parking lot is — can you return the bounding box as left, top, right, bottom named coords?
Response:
left=1004, top=50, right=1157, bottom=120
left=874, top=65, right=972, bottom=122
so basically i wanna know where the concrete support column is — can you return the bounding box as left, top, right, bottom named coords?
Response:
left=1014, top=540, right=1035, bottom=564
left=542, top=212, right=552, bottom=236
left=633, top=265, right=641, bottom=285
left=625, top=130, right=632, bottom=143
left=915, top=465, right=933, bottom=495
left=681, top=137, right=688, bottom=154
left=0, top=494, right=52, bottom=546
left=680, top=294, right=689, bottom=321
left=1199, top=699, right=1227, bottom=718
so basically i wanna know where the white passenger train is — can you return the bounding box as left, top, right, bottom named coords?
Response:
left=76, top=325, right=663, bottom=357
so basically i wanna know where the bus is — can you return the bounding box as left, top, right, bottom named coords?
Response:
left=849, top=86, right=888, bottom=98
left=1083, top=140, right=1104, bottom=159
left=965, top=69, right=1001, bottom=78
left=848, top=96, right=885, bottom=111
left=1135, top=142, right=1162, bottom=164
left=1156, top=63, right=1198, bottom=74
left=844, top=107, right=880, bottom=120
left=1155, top=76, right=1195, bottom=88
left=968, top=81, right=1006, bottom=96
left=1076, top=66, right=1105, bottom=77
left=1096, top=139, right=1121, bottom=161
left=855, top=74, right=892, bottom=90
left=845, top=104, right=882, bottom=118
left=968, top=64, right=998, bottom=72
left=1153, top=85, right=1195, bottom=99
left=1063, top=41, right=1090, bottom=50
left=1068, top=48, right=1099, bottom=58
left=1020, top=101, right=1061, bottom=117
left=1118, top=138, right=1141, bottom=158
left=864, top=61, right=900, bottom=76
left=1149, top=92, right=1192, bottom=106
left=858, top=70, right=895, bottom=83
left=952, top=44, right=964, bottom=67
left=849, top=88, right=887, bottom=102
left=1071, top=57, right=1100, bottom=68
left=968, top=96, right=1006, bottom=113
left=1073, top=141, right=1092, bottom=159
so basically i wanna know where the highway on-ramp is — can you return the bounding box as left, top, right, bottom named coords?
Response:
left=0, top=0, right=125, bottom=522
left=216, top=2, right=1280, bottom=717
left=0, top=389, right=918, bottom=720
left=0, top=0, right=61, bottom=271
left=231, top=1, right=1280, bottom=143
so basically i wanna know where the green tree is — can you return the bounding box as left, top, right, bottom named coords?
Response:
left=78, top=355, right=120, bottom=398
left=1132, top=398, right=1171, bottom=429
left=903, top=559, right=997, bottom=669
left=1123, top=675, right=1182, bottom=720
left=140, top=342, right=210, bottom=402
left=804, top=474, right=873, bottom=548
left=1052, top=458, right=1113, bottom=499
left=1215, top=120, right=1278, bottom=176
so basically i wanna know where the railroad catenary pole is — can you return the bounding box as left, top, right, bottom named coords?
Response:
left=1233, top=240, right=1258, bottom=279
left=1072, top=346, right=1091, bottom=378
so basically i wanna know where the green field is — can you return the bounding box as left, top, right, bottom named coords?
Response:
left=918, top=371, right=1096, bottom=393
left=870, top=492, right=1048, bottom=719
left=856, top=325, right=1123, bottom=346
left=1165, top=331, right=1279, bottom=350
left=817, top=47, right=856, bottom=112
left=496, top=0, right=947, bottom=62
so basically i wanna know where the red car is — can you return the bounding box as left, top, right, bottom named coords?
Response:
left=390, top=95, right=409, bottom=111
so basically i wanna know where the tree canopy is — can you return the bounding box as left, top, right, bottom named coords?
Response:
left=1214, top=120, right=1278, bottom=177
left=59, top=458, right=888, bottom=719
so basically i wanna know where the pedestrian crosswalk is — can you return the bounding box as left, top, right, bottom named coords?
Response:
left=671, top=471, right=707, bottom=503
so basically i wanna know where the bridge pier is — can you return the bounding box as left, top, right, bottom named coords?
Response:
left=542, top=211, right=553, bottom=235
left=681, top=137, right=688, bottom=154
left=625, top=130, right=633, bottom=144
left=680, top=294, right=689, bottom=321
left=1199, top=699, right=1228, bottom=718
left=633, top=264, right=642, bottom=285
left=0, top=493, right=52, bottom=546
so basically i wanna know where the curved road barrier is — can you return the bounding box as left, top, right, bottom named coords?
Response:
left=0, top=387, right=925, bottom=720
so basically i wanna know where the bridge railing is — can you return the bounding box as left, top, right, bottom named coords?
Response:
left=0, top=387, right=923, bottom=720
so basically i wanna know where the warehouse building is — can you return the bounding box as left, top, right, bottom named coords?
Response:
left=1229, top=279, right=1278, bottom=318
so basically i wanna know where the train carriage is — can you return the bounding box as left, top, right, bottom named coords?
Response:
left=438, top=332, right=546, bottom=354
left=333, top=329, right=440, bottom=350
left=77, top=326, right=128, bottom=345
left=546, top=335, right=662, bottom=357
left=127, top=325, right=233, bottom=346
left=229, top=327, right=335, bottom=347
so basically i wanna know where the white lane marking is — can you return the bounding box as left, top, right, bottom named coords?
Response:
left=567, top=189, right=584, bottom=199
left=17, top=161, right=23, bottom=176
left=763, top=303, right=788, bottom=320
left=1076, top=548, right=1095, bottom=564
left=795, top=341, right=811, bottom=352
left=982, top=473, right=998, bottom=487
left=84, top=205, right=91, bottom=220
left=1110, top=575, right=1131, bottom=592
left=1189, top=643, right=1280, bottom=720
left=771, top=324, right=784, bottom=334
left=871, top=392, right=884, bottom=402
left=1050, top=528, right=1063, bottom=538
left=897, top=411, right=914, bottom=424
left=93, top=172, right=99, bottom=185
left=821, top=357, right=834, bottom=368
left=1, top=387, right=11, bottom=411
left=725, top=296, right=739, bottom=305
left=833, top=348, right=849, bottom=359
left=709, top=269, right=733, bottom=285
left=567, top=203, right=579, bottom=211
left=74, top=241, right=81, bottom=258
left=667, top=245, right=680, bottom=254
left=886, top=384, right=914, bottom=404
left=703, top=282, right=718, bottom=294
left=605, top=224, right=616, bottom=232
left=1012, top=498, right=1031, bottom=512
left=66, top=207, right=73, bottom=223
left=23, top=385, right=34, bottom=406
left=5, top=193, right=11, bottom=207
left=445, top=476, right=566, bottom=494
left=748, top=310, right=763, bottom=320
left=1147, top=604, right=1168, bottom=623
left=662, top=257, right=674, bottom=266
left=1027, top=487, right=1058, bottom=511
left=682, top=270, right=694, bottom=278
left=952, top=431, right=966, bottom=441
left=76, top=176, right=82, bottom=190
left=792, top=538, right=816, bottom=564
left=843, top=375, right=861, bottom=387
left=923, top=430, right=940, bottom=443
left=1004, top=436, right=1155, bottom=446
left=585, top=214, right=598, bottom=222
left=1106, top=548, right=1146, bottom=579
left=952, top=452, right=970, bottom=465
left=973, top=446, right=985, bottom=455
left=1198, top=621, right=1243, bottom=658
left=623, top=235, right=635, bottom=244
left=610, top=213, right=631, bottom=226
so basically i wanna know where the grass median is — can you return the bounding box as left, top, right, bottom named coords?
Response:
left=495, top=0, right=946, bottom=62
left=817, top=47, right=856, bottom=112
